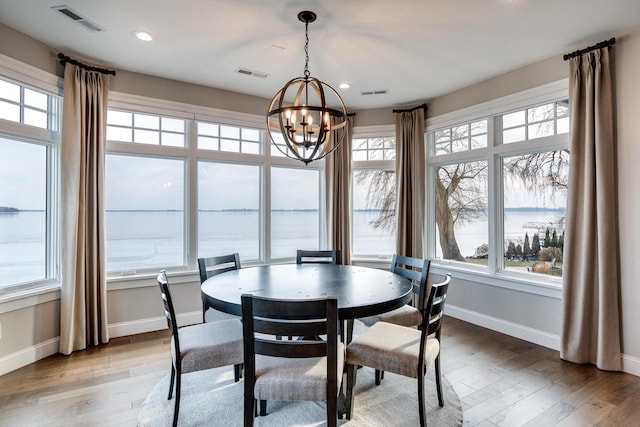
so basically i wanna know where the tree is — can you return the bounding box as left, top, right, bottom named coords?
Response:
left=515, top=243, right=523, bottom=256
left=532, top=233, right=541, bottom=257
left=551, top=229, right=558, bottom=248
left=357, top=119, right=569, bottom=262
left=544, top=228, right=551, bottom=247
left=523, top=233, right=531, bottom=255
left=435, top=162, right=487, bottom=261
left=558, top=231, right=564, bottom=250
left=507, top=241, right=516, bottom=258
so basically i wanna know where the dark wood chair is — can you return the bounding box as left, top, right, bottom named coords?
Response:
left=359, top=254, right=430, bottom=328
left=156, top=270, right=244, bottom=427
left=198, top=253, right=241, bottom=322
left=296, top=249, right=341, bottom=265
left=241, top=294, right=343, bottom=427
left=345, top=273, right=451, bottom=427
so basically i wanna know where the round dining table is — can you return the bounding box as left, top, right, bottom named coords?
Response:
left=201, top=263, right=413, bottom=320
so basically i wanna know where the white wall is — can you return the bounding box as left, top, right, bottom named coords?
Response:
left=1, top=22, right=639, bottom=376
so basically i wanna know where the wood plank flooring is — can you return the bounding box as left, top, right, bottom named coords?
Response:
left=1, top=317, right=638, bottom=426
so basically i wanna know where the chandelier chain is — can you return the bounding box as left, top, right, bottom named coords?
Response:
left=304, top=20, right=310, bottom=77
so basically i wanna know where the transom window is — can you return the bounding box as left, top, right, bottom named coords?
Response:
left=502, top=100, right=569, bottom=144
left=352, top=137, right=396, bottom=161
left=0, top=76, right=59, bottom=130
left=433, top=120, right=488, bottom=154
left=197, top=122, right=261, bottom=154
left=106, top=109, right=186, bottom=147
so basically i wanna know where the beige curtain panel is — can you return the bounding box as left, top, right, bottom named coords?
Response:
left=561, top=47, right=621, bottom=371
left=395, top=108, right=426, bottom=259
left=325, top=116, right=354, bottom=265
left=60, top=64, right=110, bottom=355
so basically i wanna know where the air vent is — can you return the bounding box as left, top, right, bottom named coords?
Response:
left=361, top=89, right=389, bottom=96
left=51, top=5, right=104, bottom=32
left=235, top=68, right=269, bottom=79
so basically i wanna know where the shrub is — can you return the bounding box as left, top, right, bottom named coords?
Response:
left=538, top=247, right=563, bottom=262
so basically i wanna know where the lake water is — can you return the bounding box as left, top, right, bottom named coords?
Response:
left=0, top=209, right=564, bottom=286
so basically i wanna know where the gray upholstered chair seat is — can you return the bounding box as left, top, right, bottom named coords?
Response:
left=172, top=318, right=244, bottom=373
left=359, top=304, right=422, bottom=328
left=347, top=322, right=439, bottom=378
left=254, top=342, right=345, bottom=402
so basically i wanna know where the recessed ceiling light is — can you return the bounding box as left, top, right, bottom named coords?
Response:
left=339, top=83, right=351, bottom=89
left=133, top=30, right=153, bottom=41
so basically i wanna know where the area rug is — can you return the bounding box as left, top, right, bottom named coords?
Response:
left=138, top=365, right=462, bottom=426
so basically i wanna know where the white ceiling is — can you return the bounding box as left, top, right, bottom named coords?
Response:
left=1, top=0, right=639, bottom=110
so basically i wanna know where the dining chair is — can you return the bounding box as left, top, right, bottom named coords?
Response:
left=358, top=254, right=431, bottom=384
left=296, top=249, right=341, bottom=265
left=157, top=270, right=244, bottom=427
left=345, top=273, right=451, bottom=427
left=359, top=254, right=430, bottom=328
left=198, top=253, right=241, bottom=322
left=241, top=294, right=343, bottom=427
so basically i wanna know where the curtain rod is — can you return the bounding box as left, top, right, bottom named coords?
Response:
left=563, top=38, right=616, bottom=61
left=58, top=53, right=116, bottom=76
left=392, top=103, right=428, bottom=114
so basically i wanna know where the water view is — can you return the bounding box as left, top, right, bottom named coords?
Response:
left=0, top=209, right=564, bottom=286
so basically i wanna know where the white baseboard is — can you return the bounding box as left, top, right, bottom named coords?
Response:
left=0, top=337, right=60, bottom=376
left=446, top=305, right=640, bottom=378
left=622, top=354, right=640, bottom=377
left=108, top=310, right=201, bottom=338
left=446, top=304, right=561, bottom=351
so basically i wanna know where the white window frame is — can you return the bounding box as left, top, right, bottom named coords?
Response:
left=351, top=124, right=396, bottom=262
left=105, top=92, right=326, bottom=285
left=0, top=59, right=62, bottom=298
left=425, top=79, right=569, bottom=299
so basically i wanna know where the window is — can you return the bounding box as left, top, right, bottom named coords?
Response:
left=105, top=155, right=185, bottom=272
left=427, top=97, right=569, bottom=280
left=271, top=167, right=320, bottom=259
left=107, top=110, right=186, bottom=147
left=198, top=121, right=261, bottom=154
left=105, top=104, right=323, bottom=274
left=198, top=162, right=260, bottom=260
left=0, top=76, right=61, bottom=290
left=351, top=136, right=396, bottom=258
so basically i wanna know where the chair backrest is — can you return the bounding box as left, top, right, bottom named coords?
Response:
left=390, top=254, right=431, bottom=311
left=296, top=249, right=341, bottom=265
left=197, top=253, right=241, bottom=284
left=157, top=270, right=180, bottom=355
left=420, top=273, right=451, bottom=343
left=241, top=294, right=339, bottom=399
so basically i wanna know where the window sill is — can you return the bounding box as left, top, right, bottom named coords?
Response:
left=0, top=283, right=61, bottom=314
left=430, top=261, right=562, bottom=299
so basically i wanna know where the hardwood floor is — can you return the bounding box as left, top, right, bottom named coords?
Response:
left=1, top=317, right=639, bottom=426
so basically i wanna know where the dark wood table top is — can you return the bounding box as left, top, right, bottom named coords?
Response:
left=201, top=264, right=413, bottom=320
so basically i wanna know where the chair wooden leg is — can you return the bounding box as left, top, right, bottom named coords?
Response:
left=202, top=302, right=207, bottom=323
left=328, top=387, right=337, bottom=427
left=259, top=400, right=267, bottom=416
left=435, top=355, right=444, bottom=407
left=244, top=395, right=255, bottom=426
left=172, top=365, right=182, bottom=427
left=375, top=369, right=384, bottom=385
left=234, top=364, right=242, bottom=382
left=418, top=371, right=426, bottom=427
left=168, top=364, right=175, bottom=400
left=346, top=363, right=358, bottom=420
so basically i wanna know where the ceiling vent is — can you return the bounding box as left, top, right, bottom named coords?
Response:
left=361, top=89, right=389, bottom=96
left=235, top=68, right=269, bottom=79
left=51, top=5, right=104, bottom=32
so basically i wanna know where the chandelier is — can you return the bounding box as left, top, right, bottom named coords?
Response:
left=266, top=11, right=348, bottom=165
